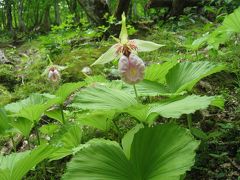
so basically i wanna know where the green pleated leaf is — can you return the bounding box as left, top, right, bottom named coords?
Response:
left=45, top=109, right=64, bottom=123
left=144, top=61, right=178, bottom=83
left=166, top=61, right=225, bottom=93
left=0, top=108, right=12, bottom=135
left=148, top=95, right=222, bottom=120
left=71, top=85, right=139, bottom=110
left=55, top=82, right=85, bottom=104
left=133, top=39, right=164, bottom=52
left=49, top=124, right=82, bottom=161
left=4, top=93, right=51, bottom=113
left=122, top=80, right=178, bottom=97
left=0, top=145, right=54, bottom=180
left=127, top=95, right=223, bottom=123
left=130, top=124, right=199, bottom=179
left=63, top=124, right=199, bottom=180
left=10, top=117, right=33, bottom=137
left=76, top=110, right=115, bottom=131
left=5, top=94, right=58, bottom=122
left=223, top=7, right=240, bottom=33
left=91, top=44, right=120, bottom=66
left=63, top=139, right=134, bottom=180
left=122, top=124, right=144, bottom=159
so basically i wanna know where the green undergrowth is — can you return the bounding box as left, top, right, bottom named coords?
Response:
left=0, top=16, right=240, bottom=179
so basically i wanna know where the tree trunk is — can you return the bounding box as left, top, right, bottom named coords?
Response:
left=42, top=2, right=51, bottom=32
left=115, top=0, right=131, bottom=20
left=33, top=0, right=40, bottom=28
left=171, top=0, right=186, bottom=16
left=77, top=0, right=109, bottom=25
left=1, top=3, right=6, bottom=30
left=54, top=0, right=61, bottom=25
left=5, top=0, right=13, bottom=31
left=66, top=0, right=80, bottom=23
left=18, top=0, right=26, bottom=31
left=12, top=0, right=18, bottom=29
left=146, top=0, right=201, bottom=16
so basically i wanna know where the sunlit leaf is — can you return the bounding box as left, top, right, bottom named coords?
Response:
left=122, top=124, right=144, bottom=159
left=0, top=108, right=12, bottom=135
left=71, top=85, right=139, bottom=110
left=127, top=95, right=223, bottom=123
left=10, top=117, right=33, bottom=137
left=223, top=7, right=240, bottom=33
left=144, top=61, right=178, bottom=83
left=4, top=94, right=58, bottom=122
left=45, top=109, right=63, bottom=124
left=55, top=82, right=85, bottom=104
left=166, top=61, right=225, bottom=93
left=76, top=110, right=115, bottom=131
left=49, top=124, right=82, bottom=161
left=0, top=145, right=54, bottom=180
left=122, top=80, right=171, bottom=97
left=63, top=124, right=199, bottom=180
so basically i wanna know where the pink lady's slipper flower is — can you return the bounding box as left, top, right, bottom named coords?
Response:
left=118, top=54, right=145, bottom=84
left=91, top=13, right=164, bottom=66
left=48, top=67, right=61, bottom=82
left=42, top=64, right=66, bottom=83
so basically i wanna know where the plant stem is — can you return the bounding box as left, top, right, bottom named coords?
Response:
left=195, top=50, right=198, bottom=60
left=11, top=136, right=16, bottom=152
left=133, top=84, right=139, bottom=101
left=26, top=136, right=31, bottom=150
left=35, top=126, right=41, bottom=145
left=187, top=114, right=192, bottom=129
left=60, top=104, right=65, bottom=124
left=41, top=160, right=47, bottom=178
left=113, top=120, right=122, bottom=142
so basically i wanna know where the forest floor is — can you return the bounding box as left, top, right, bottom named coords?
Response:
left=0, top=17, right=240, bottom=179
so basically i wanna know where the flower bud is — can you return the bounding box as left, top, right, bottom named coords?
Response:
left=48, top=67, right=61, bottom=82
left=81, top=66, right=92, bottom=75
left=118, top=54, right=145, bottom=84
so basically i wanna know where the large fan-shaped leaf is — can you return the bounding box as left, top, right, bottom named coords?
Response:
left=10, top=117, right=33, bottom=137
left=71, top=85, right=139, bottom=110
left=55, top=82, right=85, bottom=104
left=144, top=61, right=177, bottom=83
left=223, top=7, right=240, bottom=33
left=5, top=94, right=58, bottom=122
left=127, top=95, right=224, bottom=123
left=122, top=80, right=179, bottom=97
left=63, top=124, right=199, bottom=180
left=0, top=108, right=12, bottom=135
left=4, top=93, right=52, bottom=113
left=49, top=124, right=82, bottom=161
left=76, top=110, right=115, bottom=131
left=166, top=61, right=225, bottom=93
left=0, top=145, right=54, bottom=180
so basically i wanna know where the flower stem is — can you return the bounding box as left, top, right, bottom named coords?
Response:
left=187, top=114, right=192, bottom=129
left=133, top=84, right=139, bottom=101
left=11, top=136, right=16, bottom=152
left=35, top=126, right=41, bottom=145
left=60, top=104, right=65, bottom=124
left=113, top=120, right=122, bottom=143
left=195, top=50, right=199, bottom=60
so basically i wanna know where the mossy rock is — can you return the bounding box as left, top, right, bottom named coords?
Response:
left=0, top=64, right=19, bottom=91
left=0, top=84, right=12, bottom=106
